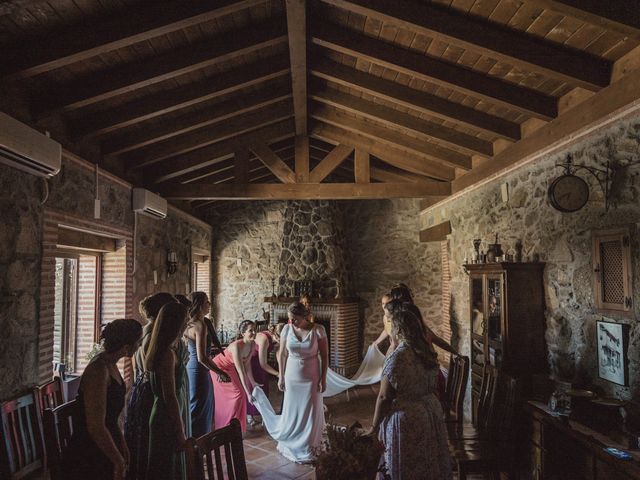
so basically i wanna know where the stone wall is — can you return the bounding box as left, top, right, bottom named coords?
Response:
left=423, top=111, right=640, bottom=400
left=342, top=199, right=444, bottom=348
left=279, top=201, right=351, bottom=299
left=0, top=155, right=211, bottom=400
left=207, top=198, right=444, bottom=352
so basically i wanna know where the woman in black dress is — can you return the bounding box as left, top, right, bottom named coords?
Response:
left=61, top=319, right=143, bottom=480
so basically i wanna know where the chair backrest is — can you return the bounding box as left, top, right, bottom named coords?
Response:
left=42, top=399, right=77, bottom=480
left=487, top=373, right=520, bottom=448
left=186, top=418, right=248, bottom=480
left=444, top=355, right=470, bottom=422
left=475, top=365, right=499, bottom=430
left=35, top=377, right=65, bottom=414
left=0, top=392, right=44, bottom=479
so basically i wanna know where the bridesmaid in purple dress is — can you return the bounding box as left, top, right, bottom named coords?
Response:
left=246, top=324, right=284, bottom=424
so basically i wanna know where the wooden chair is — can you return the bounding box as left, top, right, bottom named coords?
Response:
left=34, top=377, right=65, bottom=415
left=450, top=372, right=521, bottom=479
left=41, top=399, right=77, bottom=480
left=185, top=418, right=248, bottom=480
left=443, top=355, right=469, bottom=423
left=0, top=392, right=44, bottom=479
left=448, top=365, right=498, bottom=442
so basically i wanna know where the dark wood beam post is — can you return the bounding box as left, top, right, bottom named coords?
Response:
left=251, top=143, right=296, bottom=183
left=295, top=136, right=310, bottom=182
left=286, top=0, right=308, bottom=135
left=309, top=144, right=354, bottom=183
left=354, top=149, right=370, bottom=183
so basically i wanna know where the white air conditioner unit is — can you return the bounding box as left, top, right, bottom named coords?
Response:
left=0, top=112, right=61, bottom=177
left=132, top=188, right=167, bottom=219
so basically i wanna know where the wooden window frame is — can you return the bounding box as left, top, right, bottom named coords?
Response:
left=592, top=227, right=633, bottom=317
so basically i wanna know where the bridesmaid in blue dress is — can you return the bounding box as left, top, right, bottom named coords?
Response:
left=184, top=292, right=230, bottom=437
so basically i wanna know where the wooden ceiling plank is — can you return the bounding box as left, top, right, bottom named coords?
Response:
left=312, top=104, right=472, bottom=170
left=125, top=99, right=293, bottom=168
left=312, top=23, right=558, bottom=120
left=1, top=0, right=271, bottom=80
left=321, top=0, right=612, bottom=90
left=369, top=166, right=436, bottom=184
left=312, top=122, right=456, bottom=184
left=521, top=0, right=640, bottom=41
left=234, top=148, right=250, bottom=183
left=250, top=142, right=296, bottom=183
left=419, top=221, right=451, bottom=242
left=452, top=64, right=640, bottom=193
left=162, top=182, right=451, bottom=200
left=285, top=0, right=308, bottom=134
left=34, top=21, right=288, bottom=117
left=354, top=148, right=370, bottom=183
left=311, top=87, right=495, bottom=156
left=308, top=144, right=354, bottom=182
left=72, top=56, right=290, bottom=139
left=103, top=82, right=291, bottom=156
left=294, top=136, right=310, bottom=182
left=148, top=119, right=295, bottom=184
left=311, top=59, right=521, bottom=140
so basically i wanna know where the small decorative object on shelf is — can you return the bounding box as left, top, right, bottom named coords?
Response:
left=515, top=239, right=523, bottom=262
left=473, top=238, right=482, bottom=263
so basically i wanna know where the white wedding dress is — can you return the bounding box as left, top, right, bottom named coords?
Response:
left=252, top=323, right=326, bottom=463
left=323, top=343, right=386, bottom=397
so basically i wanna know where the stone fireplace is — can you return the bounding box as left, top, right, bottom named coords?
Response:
left=266, top=296, right=361, bottom=377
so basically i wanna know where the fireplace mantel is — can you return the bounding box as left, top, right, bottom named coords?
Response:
left=263, top=296, right=359, bottom=305
left=265, top=296, right=362, bottom=377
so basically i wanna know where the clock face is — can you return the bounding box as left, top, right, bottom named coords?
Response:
left=548, top=174, right=589, bottom=212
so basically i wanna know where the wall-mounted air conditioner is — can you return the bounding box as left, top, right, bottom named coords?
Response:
left=0, top=112, right=61, bottom=177
left=132, top=188, right=167, bottom=219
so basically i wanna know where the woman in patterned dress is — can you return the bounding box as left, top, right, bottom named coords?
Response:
left=369, top=300, right=452, bottom=480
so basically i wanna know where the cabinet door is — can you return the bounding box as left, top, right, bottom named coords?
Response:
left=486, top=274, right=504, bottom=367
left=470, top=275, right=486, bottom=370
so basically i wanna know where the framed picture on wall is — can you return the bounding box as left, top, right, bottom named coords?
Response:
left=597, top=320, right=629, bottom=386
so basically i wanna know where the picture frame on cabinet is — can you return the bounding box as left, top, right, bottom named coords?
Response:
left=596, top=320, right=629, bottom=386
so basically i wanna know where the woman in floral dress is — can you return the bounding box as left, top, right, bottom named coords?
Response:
left=369, top=300, right=452, bottom=480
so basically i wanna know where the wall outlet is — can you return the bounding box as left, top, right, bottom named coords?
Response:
left=236, top=258, right=242, bottom=267
left=501, top=183, right=509, bottom=203
left=94, top=198, right=101, bottom=219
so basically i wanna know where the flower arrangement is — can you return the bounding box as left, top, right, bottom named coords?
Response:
left=314, top=422, right=388, bottom=480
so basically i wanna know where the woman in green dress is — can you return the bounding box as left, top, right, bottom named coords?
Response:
left=145, top=301, right=189, bottom=480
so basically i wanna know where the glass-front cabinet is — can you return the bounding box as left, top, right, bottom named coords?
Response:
left=466, top=263, right=546, bottom=422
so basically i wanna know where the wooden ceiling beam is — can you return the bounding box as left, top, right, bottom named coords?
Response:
left=0, top=0, right=270, bottom=81
left=312, top=122, right=455, bottom=181
left=34, top=22, right=287, bottom=117
left=161, top=182, right=450, bottom=200
left=419, top=221, right=452, bottom=242
left=368, top=166, right=438, bottom=185
left=148, top=119, right=295, bottom=184
left=104, top=82, right=291, bottom=156
left=309, top=144, right=354, bottom=183
left=312, top=104, right=472, bottom=170
left=312, top=23, right=558, bottom=120
left=354, top=149, right=370, bottom=183
left=180, top=145, right=295, bottom=184
left=251, top=143, right=296, bottom=183
left=285, top=0, right=308, bottom=135
left=294, top=136, right=310, bottom=182
left=125, top=99, right=293, bottom=168
left=311, top=87, right=494, bottom=157
left=72, top=56, right=290, bottom=139
left=234, top=149, right=250, bottom=184
left=521, top=0, right=640, bottom=40
left=453, top=64, right=640, bottom=193
left=311, top=59, right=521, bottom=141
left=321, top=0, right=611, bottom=91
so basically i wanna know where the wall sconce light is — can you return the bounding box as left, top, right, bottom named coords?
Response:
left=167, top=250, right=178, bottom=275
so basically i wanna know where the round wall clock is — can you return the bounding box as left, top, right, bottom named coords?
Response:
left=548, top=174, right=589, bottom=212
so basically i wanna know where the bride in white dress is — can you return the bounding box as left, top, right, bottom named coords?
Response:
left=252, top=301, right=328, bottom=463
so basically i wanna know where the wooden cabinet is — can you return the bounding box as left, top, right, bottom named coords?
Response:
left=465, top=263, right=546, bottom=420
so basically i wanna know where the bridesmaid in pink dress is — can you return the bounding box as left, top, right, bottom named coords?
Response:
left=211, top=320, right=259, bottom=433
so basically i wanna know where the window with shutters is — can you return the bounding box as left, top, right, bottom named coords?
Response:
left=592, top=227, right=633, bottom=316
left=191, top=249, right=211, bottom=299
